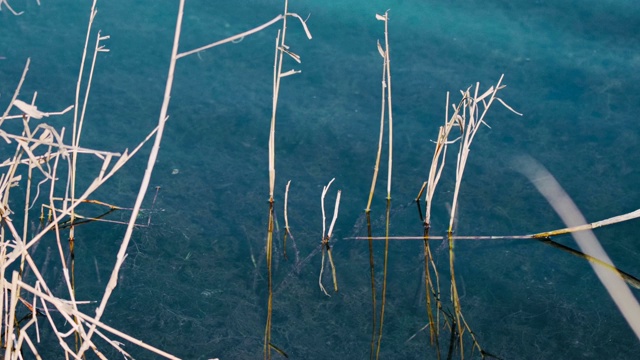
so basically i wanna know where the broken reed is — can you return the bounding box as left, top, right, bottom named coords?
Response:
left=319, top=178, right=341, bottom=296
left=429, top=77, right=520, bottom=357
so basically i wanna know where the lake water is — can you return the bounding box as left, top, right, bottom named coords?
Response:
left=1, top=0, right=639, bottom=358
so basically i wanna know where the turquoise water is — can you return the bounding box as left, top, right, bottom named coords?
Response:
left=2, top=0, right=639, bottom=358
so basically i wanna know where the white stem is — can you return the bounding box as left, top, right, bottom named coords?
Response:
left=76, top=0, right=186, bottom=356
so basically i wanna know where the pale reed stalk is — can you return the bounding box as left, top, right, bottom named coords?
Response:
left=517, top=157, right=640, bottom=340
left=75, top=0, right=186, bottom=356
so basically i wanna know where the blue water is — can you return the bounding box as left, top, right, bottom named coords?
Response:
left=2, top=1, right=639, bottom=359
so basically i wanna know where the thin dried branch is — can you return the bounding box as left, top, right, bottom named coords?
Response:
left=177, top=15, right=284, bottom=59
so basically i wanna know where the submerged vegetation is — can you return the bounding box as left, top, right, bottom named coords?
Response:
left=1, top=0, right=639, bottom=359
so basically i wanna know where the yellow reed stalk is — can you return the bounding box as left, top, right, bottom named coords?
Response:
left=353, top=215, right=640, bottom=293
left=518, top=156, right=640, bottom=340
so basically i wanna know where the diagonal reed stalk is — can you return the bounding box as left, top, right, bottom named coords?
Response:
left=75, top=0, right=186, bottom=356
left=516, top=156, right=640, bottom=340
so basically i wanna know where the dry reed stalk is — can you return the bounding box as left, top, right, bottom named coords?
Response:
left=448, top=75, right=521, bottom=233
left=442, top=76, right=520, bottom=355
left=364, top=30, right=389, bottom=354
left=67, top=24, right=110, bottom=344
left=264, top=9, right=284, bottom=360
left=177, top=15, right=294, bottom=60
left=425, top=92, right=462, bottom=226
left=0, top=58, right=31, bottom=127
left=416, top=91, right=464, bottom=354
left=13, top=278, right=180, bottom=359
left=531, top=208, right=640, bottom=238
left=261, top=1, right=311, bottom=357
left=517, top=157, right=640, bottom=340
left=363, top=13, right=393, bottom=356
left=16, top=100, right=38, bottom=286
left=365, top=35, right=388, bottom=212
left=327, top=194, right=340, bottom=291
left=40, top=198, right=126, bottom=229
left=3, top=271, right=20, bottom=358
left=1, top=94, right=85, bottom=357
left=263, top=17, right=287, bottom=352
left=67, top=35, right=111, bottom=342
left=351, top=205, right=640, bottom=241
left=0, top=0, right=25, bottom=15
left=75, top=0, right=185, bottom=356
left=352, top=210, right=640, bottom=290
left=69, top=7, right=103, bottom=300
left=264, top=203, right=275, bottom=359
left=420, top=232, right=440, bottom=354
left=320, top=178, right=341, bottom=296
left=0, top=124, right=155, bottom=356
left=371, top=10, right=395, bottom=360
left=364, top=210, right=377, bottom=359
left=0, top=4, right=143, bottom=357
left=283, top=180, right=292, bottom=259
left=413, top=179, right=444, bottom=355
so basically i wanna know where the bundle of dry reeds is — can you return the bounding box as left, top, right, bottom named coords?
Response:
left=0, top=0, right=310, bottom=358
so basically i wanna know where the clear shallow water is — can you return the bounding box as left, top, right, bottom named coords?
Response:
left=1, top=0, right=639, bottom=358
